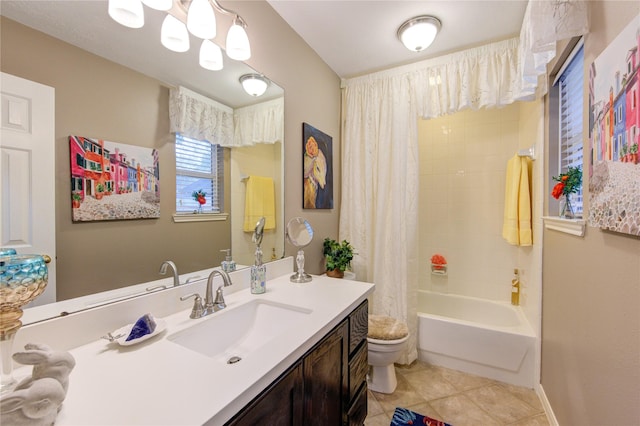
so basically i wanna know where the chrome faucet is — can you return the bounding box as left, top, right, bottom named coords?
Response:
left=204, top=270, right=233, bottom=314
left=159, top=260, right=180, bottom=287
left=180, top=269, right=233, bottom=319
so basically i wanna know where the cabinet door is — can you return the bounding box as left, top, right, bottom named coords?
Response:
left=303, top=322, right=348, bottom=425
left=226, top=362, right=303, bottom=425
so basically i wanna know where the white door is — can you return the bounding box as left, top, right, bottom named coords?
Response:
left=0, top=72, right=56, bottom=306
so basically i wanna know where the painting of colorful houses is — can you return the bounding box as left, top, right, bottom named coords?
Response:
left=70, top=135, right=160, bottom=221
left=588, top=15, right=640, bottom=236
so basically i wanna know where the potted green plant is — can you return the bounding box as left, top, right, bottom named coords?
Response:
left=95, top=183, right=105, bottom=200
left=322, top=238, right=354, bottom=278
left=630, top=143, right=638, bottom=164
left=71, top=192, right=82, bottom=208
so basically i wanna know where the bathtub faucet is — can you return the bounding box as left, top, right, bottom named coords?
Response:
left=511, top=268, right=520, bottom=306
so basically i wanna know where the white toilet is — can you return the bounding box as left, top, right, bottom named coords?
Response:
left=367, top=314, right=409, bottom=394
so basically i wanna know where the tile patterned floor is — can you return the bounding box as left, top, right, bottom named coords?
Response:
left=365, top=361, right=550, bottom=426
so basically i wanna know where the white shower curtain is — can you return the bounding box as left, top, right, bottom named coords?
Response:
left=340, top=0, right=588, bottom=364
left=341, top=75, right=420, bottom=365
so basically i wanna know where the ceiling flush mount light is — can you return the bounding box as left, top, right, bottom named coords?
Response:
left=108, top=0, right=252, bottom=71
left=240, top=74, right=270, bottom=97
left=397, top=15, right=441, bottom=52
left=108, top=0, right=145, bottom=29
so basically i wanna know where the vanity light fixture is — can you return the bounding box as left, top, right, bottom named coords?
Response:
left=225, top=15, right=251, bottom=61
left=141, top=0, right=173, bottom=11
left=199, top=39, right=224, bottom=70
left=397, top=15, right=441, bottom=52
left=240, top=74, right=270, bottom=97
left=108, top=0, right=251, bottom=68
left=186, top=0, right=217, bottom=40
left=108, top=0, right=145, bottom=29
left=161, top=14, right=190, bottom=52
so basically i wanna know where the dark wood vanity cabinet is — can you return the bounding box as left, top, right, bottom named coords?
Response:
left=346, top=300, right=369, bottom=426
left=226, top=300, right=368, bottom=426
left=226, top=362, right=304, bottom=425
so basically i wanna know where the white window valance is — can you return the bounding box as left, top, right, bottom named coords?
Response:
left=233, top=97, right=284, bottom=146
left=169, top=86, right=234, bottom=146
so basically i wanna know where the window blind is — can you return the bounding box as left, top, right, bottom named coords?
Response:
left=556, top=44, right=584, bottom=216
left=175, top=134, right=223, bottom=213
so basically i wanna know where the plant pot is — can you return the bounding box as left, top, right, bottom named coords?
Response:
left=326, top=268, right=344, bottom=278
left=95, top=192, right=104, bottom=200
left=72, top=199, right=80, bottom=208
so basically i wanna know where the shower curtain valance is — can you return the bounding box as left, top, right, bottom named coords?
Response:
left=341, top=0, right=588, bottom=119
left=233, top=97, right=284, bottom=146
left=169, top=86, right=234, bottom=147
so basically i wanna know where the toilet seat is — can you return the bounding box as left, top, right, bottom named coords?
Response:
left=367, top=334, right=409, bottom=346
left=368, top=314, right=409, bottom=340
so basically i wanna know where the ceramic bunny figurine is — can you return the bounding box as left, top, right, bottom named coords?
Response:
left=0, top=343, right=75, bottom=426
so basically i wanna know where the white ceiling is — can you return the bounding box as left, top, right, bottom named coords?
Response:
left=1, top=0, right=528, bottom=98
left=0, top=0, right=284, bottom=108
left=267, top=0, right=528, bottom=78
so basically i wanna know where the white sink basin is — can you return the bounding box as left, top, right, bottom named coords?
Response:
left=168, top=299, right=312, bottom=362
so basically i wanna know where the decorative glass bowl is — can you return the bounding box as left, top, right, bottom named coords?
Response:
left=0, top=253, right=48, bottom=392
left=0, top=254, right=49, bottom=313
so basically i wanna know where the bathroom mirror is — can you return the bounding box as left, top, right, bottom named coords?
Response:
left=1, top=2, right=285, bottom=324
left=286, top=217, right=313, bottom=283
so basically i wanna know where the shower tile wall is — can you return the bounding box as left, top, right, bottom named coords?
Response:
left=418, top=104, right=526, bottom=302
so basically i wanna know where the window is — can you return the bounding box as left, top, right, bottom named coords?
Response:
left=175, top=134, right=223, bottom=213
left=553, top=41, right=584, bottom=217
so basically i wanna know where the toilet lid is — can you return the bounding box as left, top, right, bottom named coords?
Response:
left=367, top=314, right=409, bottom=340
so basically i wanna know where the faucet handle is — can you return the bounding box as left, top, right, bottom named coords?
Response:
left=180, top=293, right=204, bottom=319
left=213, top=287, right=226, bottom=310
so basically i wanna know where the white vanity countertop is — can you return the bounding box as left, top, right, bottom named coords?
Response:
left=43, top=274, right=373, bottom=425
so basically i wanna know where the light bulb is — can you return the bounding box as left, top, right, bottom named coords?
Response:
left=187, top=0, right=216, bottom=40
left=161, top=14, right=190, bottom=53
left=199, top=40, right=223, bottom=71
left=108, top=0, right=144, bottom=29
left=141, top=0, right=172, bottom=11
left=226, top=18, right=251, bottom=61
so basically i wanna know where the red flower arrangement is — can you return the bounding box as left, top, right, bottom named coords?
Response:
left=192, top=189, right=206, bottom=205
left=551, top=166, right=582, bottom=199
left=431, top=254, right=447, bottom=270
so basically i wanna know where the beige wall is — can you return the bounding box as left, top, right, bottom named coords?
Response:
left=541, top=2, right=640, bottom=425
left=1, top=0, right=341, bottom=300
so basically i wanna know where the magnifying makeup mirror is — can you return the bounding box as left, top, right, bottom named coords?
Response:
left=252, top=217, right=265, bottom=249
left=285, top=217, right=313, bottom=283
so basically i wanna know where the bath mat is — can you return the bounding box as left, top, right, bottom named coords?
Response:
left=390, top=407, right=451, bottom=426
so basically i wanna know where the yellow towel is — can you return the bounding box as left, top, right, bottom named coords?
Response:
left=243, top=176, right=276, bottom=232
left=502, top=155, right=532, bottom=246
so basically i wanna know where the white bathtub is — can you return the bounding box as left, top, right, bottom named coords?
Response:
left=417, top=290, right=537, bottom=388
